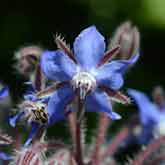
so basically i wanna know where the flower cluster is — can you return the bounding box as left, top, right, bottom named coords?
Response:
left=2, top=21, right=164, bottom=165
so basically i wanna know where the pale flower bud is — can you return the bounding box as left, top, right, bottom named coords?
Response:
left=109, top=21, right=140, bottom=60
left=14, top=45, right=43, bottom=77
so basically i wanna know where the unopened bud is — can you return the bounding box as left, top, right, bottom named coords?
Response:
left=14, top=45, right=43, bottom=77
left=109, top=21, right=140, bottom=60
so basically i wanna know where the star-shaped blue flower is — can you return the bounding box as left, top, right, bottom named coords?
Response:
left=40, top=26, right=140, bottom=125
left=9, top=82, right=70, bottom=146
left=128, top=89, right=165, bottom=125
left=127, top=88, right=165, bottom=144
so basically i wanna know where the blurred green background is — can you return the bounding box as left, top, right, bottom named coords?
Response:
left=0, top=0, right=165, bottom=143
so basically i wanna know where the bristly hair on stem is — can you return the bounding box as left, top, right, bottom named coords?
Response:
left=74, top=94, right=84, bottom=165
left=91, top=113, right=110, bottom=165
left=11, top=141, right=68, bottom=165
left=67, top=111, right=77, bottom=149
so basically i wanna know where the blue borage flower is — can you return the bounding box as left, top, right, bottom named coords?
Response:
left=9, top=82, right=71, bottom=146
left=127, top=89, right=165, bottom=144
left=40, top=26, right=140, bottom=125
left=127, top=89, right=165, bottom=125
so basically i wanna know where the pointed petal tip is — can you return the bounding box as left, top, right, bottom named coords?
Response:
left=78, top=25, right=103, bottom=39
left=0, top=86, right=9, bottom=99
left=85, top=25, right=97, bottom=31
left=109, top=112, right=122, bottom=120
left=9, top=118, right=16, bottom=127
left=9, top=111, right=25, bottom=128
left=107, top=112, right=121, bottom=120
left=24, top=138, right=32, bottom=147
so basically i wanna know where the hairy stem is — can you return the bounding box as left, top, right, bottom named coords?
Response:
left=91, top=113, right=110, bottom=165
left=68, top=111, right=77, bottom=148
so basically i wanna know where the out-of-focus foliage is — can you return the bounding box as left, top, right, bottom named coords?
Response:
left=141, top=0, right=165, bottom=28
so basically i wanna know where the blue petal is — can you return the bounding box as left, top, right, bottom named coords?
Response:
left=24, top=122, right=41, bottom=147
left=0, top=86, right=9, bottom=100
left=73, top=26, right=105, bottom=69
left=127, top=88, right=158, bottom=125
left=0, top=152, right=11, bottom=160
left=106, top=111, right=121, bottom=120
left=47, top=84, right=75, bottom=125
left=85, top=89, right=121, bottom=120
left=9, top=111, right=25, bottom=127
left=24, top=93, right=38, bottom=102
left=93, top=52, right=140, bottom=90
left=41, top=50, right=77, bottom=81
left=24, top=93, right=50, bottom=104
left=136, top=125, right=154, bottom=145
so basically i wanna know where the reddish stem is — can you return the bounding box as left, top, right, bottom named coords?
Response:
left=75, top=95, right=84, bottom=165
left=75, top=122, right=83, bottom=165
left=100, top=127, right=129, bottom=162
left=132, top=136, right=165, bottom=165
left=67, top=111, right=77, bottom=148
left=91, top=113, right=110, bottom=165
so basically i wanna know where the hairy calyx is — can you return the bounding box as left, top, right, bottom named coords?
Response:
left=72, top=72, right=96, bottom=99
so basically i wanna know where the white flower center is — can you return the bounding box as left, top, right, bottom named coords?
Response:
left=23, top=102, right=48, bottom=124
left=72, top=72, right=96, bottom=99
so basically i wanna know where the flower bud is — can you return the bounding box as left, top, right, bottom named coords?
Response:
left=109, top=21, right=140, bottom=60
left=14, top=45, right=43, bottom=77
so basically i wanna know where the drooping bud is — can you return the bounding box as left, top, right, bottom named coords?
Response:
left=109, top=21, right=140, bottom=60
left=14, top=45, right=43, bottom=77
